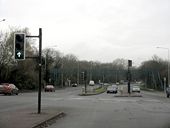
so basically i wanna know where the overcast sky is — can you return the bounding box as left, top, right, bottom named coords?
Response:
left=1, top=0, right=170, bottom=66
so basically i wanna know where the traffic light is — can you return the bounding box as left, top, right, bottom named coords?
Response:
left=81, top=72, right=84, bottom=81
left=84, top=71, right=87, bottom=80
left=14, top=33, right=25, bottom=60
left=128, top=60, right=132, bottom=67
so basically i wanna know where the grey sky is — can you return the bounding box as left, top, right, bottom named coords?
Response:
left=1, top=0, right=170, bottom=66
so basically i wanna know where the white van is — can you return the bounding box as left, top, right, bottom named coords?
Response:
left=89, top=80, right=95, bottom=86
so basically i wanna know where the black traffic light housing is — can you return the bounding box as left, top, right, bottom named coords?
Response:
left=81, top=72, right=84, bottom=82
left=128, top=60, right=132, bottom=67
left=84, top=71, right=87, bottom=80
left=14, top=33, right=25, bottom=60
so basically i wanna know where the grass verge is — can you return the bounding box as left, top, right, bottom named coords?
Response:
left=79, top=86, right=107, bottom=96
left=95, top=86, right=107, bottom=93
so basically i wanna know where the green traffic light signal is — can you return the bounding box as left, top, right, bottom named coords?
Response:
left=14, top=33, right=25, bottom=60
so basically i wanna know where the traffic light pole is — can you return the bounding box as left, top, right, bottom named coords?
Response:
left=81, top=71, right=87, bottom=94
left=38, top=28, right=42, bottom=114
left=127, top=60, right=132, bottom=94
left=85, top=80, right=87, bottom=94
left=127, top=66, right=131, bottom=94
left=84, top=71, right=87, bottom=94
left=26, top=28, right=42, bottom=114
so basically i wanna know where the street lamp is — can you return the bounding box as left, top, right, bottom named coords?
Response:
left=157, top=47, right=170, bottom=90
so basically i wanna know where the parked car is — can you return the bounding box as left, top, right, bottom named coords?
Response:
left=44, top=85, right=55, bottom=92
left=132, top=85, right=140, bottom=93
left=0, top=85, right=4, bottom=94
left=1, top=83, right=19, bottom=95
left=166, top=87, right=170, bottom=98
left=72, top=83, right=78, bottom=87
left=107, top=85, right=118, bottom=94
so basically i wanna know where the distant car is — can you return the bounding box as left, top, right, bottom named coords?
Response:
left=89, top=80, right=95, bottom=86
left=104, top=83, right=109, bottom=86
left=116, top=82, right=120, bottom=85
left=107, top=85, right=118, bottom=94
left=132, top=85, right=140, bottom=93
left=1, top=83, right=19, bottom=95
left=44, top=85, right=55, bottom=92
left=166, top=87, right=170, bottom=98
left=72, top=83, right=78, bottom=87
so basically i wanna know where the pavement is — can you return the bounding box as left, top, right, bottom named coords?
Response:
left=0, top=107, right=65, bottom=128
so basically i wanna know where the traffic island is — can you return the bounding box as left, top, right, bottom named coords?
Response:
left=79, top=86, right=107, bottom=96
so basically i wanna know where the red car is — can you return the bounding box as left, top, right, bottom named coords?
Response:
left=44, top=85, right=55, bottom=92
left=1, top=83, right=19, bottom=95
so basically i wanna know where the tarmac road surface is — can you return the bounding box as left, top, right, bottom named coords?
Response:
left=0, top=86, right=170, bottom=128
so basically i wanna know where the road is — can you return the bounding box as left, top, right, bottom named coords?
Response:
left=0, top=86, right=170, bottom=128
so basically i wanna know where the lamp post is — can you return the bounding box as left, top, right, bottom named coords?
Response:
left=157, top=47, right=170, bottom=91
